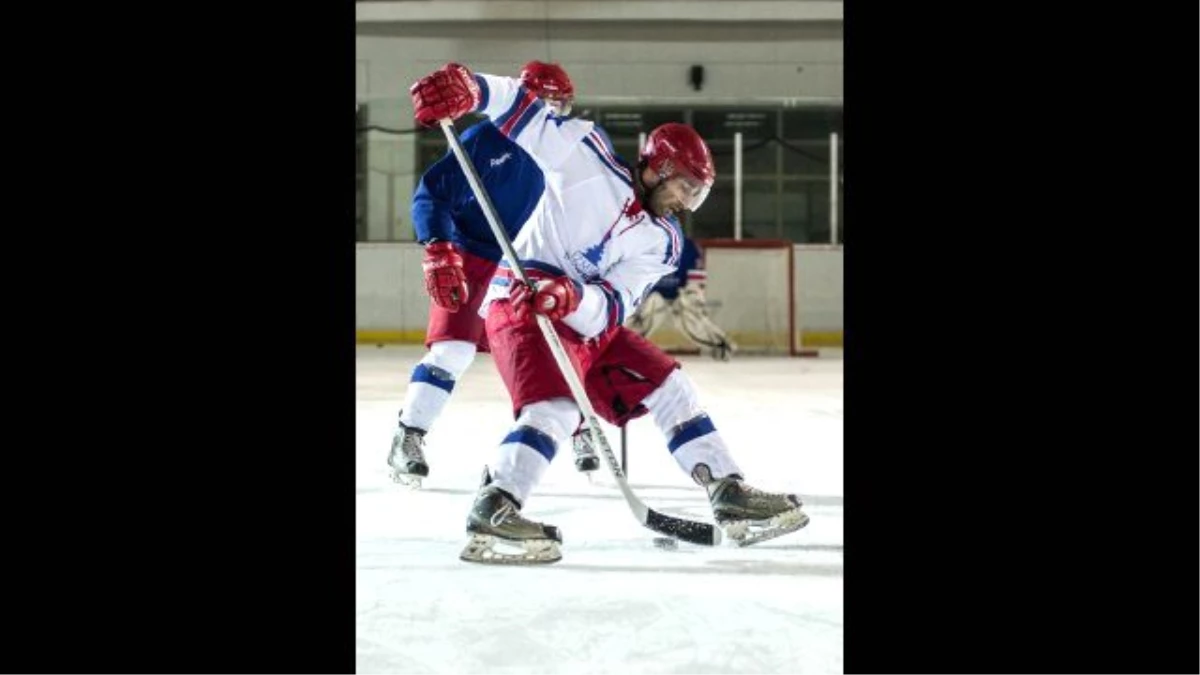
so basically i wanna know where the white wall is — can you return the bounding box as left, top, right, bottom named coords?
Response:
left=356, top=243, right=427, bottom=332
left=792, top=244, right=843, bottom=336
left=356, top=243, right=843, bottom=348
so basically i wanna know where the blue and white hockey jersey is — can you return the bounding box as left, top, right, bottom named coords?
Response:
left=472, top=73, right=685, bottom=340
left=411, top=121, right=545, bottom=263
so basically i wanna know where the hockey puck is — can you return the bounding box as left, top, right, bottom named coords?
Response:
left=652, top=537, right=678, bottom=550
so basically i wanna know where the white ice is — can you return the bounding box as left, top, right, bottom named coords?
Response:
left=357, top=345, right=843, bottom=674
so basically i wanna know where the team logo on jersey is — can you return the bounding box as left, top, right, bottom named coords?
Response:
left=568, top=250, right=602, bottom=281
left=568, top=199, right=644, bottom=281
left=489, top=152, right=514, bottom=168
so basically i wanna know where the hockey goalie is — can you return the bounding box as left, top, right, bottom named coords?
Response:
left=626, top=236, right=737, bottom=361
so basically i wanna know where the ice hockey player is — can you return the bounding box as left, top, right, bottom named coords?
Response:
left=387, top=61, right=599, bottom=488
left=625, top=235, right=737, bottom=361
left=409, top=63, right=809, bottom=564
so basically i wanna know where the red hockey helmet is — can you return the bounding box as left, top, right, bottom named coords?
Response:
left=519, top=61, right=575, bottom=112
left=640, top=123, right=716, bottom=212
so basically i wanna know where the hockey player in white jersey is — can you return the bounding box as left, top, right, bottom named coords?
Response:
left=410, top=63, right=808, bottom=564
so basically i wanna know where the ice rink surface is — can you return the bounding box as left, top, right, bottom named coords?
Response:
left=357, top=345, right=843, bottom=674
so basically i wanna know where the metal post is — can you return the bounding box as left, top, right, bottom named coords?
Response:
left=734, top=131, right=743, bottom=241
left=830, top=131, right=839, bottom=244
left=620, top=425, right=627, bottom=475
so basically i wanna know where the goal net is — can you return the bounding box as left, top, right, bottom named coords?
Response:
left=637, top=238, right=803, bottom=356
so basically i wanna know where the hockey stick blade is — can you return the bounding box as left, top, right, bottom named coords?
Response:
left=645, top=509, right=721, bottom=546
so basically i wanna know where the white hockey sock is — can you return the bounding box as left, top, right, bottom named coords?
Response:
left=489, top=398, right=578, bottom=506
left=641, top=369, right=742, bottom=479
left=399, top=340, right=477, bottom=432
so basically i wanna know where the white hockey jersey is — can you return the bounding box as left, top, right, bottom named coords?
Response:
left=472, top=73, right=684, bottom=340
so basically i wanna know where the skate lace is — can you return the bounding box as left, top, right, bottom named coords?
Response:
left=490, top=501, right=517, bottom=527
left=403, top=433, right=426, bottom=463
left=740, top=483, right=770, bottom=497
left=724, top=480, right=783, bottom=506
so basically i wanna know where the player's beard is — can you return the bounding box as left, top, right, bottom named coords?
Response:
left=642, top=181, right=673, bottom=219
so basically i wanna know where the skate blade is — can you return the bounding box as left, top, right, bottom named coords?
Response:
left=390, top=470, right=423, bottom=490
left=458, top=534, right=562, bottom=565
left=723, top=508, right=810, bottom=547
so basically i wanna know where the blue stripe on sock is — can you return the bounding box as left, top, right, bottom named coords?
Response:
left=411, top=363, right=455, bottom=394
left=667, top=415, right=716, bottom=453
left=502, top=425, right=557, bottom=462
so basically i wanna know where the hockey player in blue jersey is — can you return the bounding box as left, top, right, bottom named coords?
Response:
left=626, top=236, right=737, bottom=360
left=387, top=61, right=600, bottom=487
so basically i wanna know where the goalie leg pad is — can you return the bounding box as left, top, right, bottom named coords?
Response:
left=625, top=291, right=670, bottom=337
left=674, top=289, right=736, bottom=359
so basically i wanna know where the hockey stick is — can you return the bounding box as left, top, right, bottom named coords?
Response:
left=438, top=119, right=722, bottom=546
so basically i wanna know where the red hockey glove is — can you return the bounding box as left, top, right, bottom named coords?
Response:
left=410, top=63, right=481, bottom=127
left=422, top=242, right=468, bottom=312
left=509, top=277, right=581, bottom=323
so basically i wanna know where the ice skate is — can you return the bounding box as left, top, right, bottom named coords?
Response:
left=387, top=415, right=429, bottom=488
left=572, top=428, right=600, bottom=473
left=693, top=464, right=809, bottom=546
left=460, top=470, right=562, bottom=565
